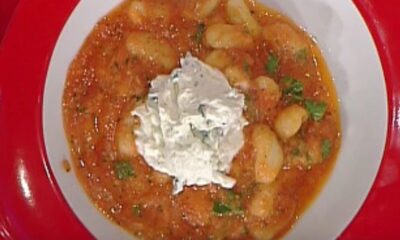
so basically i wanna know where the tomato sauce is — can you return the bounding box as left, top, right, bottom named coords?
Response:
left=63, top=0, right=341, bottom=239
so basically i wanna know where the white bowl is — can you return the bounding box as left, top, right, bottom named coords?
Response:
left=43, top=1, right=387, bottom=239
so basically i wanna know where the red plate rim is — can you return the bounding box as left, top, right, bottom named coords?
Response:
left=0, top=0, right=399, bottom=239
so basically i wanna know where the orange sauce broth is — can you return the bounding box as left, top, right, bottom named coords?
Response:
left=63, top=0, right=341, bottom=239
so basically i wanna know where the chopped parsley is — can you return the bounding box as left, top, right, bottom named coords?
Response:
left=134, top=95, right=144, bottom=102
left=282, top=76, right=304, bottom=102
left=213, top=202, right=232, bottom=215
left=305, top=151, right=313, bottom=170
left=265, top=54, right=279, bottom=74
left=321, top=139, right=332, bottom=160
left=231, top=207, right=244, bottom=215
left=193, top=23, right=206, bottom=44
left=291, top=147, right=301, bottom=156
left=227, top=190, right=238, bottom=202
left=295, top=48, right=308, bottom=62
left=304, top=100, right=327, bottom=121
left=198, top=104, right=207, bottom=117
left=243, top=61, right=251, bottom=74
left=76, top=106, right=87, bottom=114
left=189, top=123, right=209, bottom=143
left=132, top=204, right=142, bottom=217
left=114, top=161, right=135, bottom=180
left=213, top=191, right=244, bottom=216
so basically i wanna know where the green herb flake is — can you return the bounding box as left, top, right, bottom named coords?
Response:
left=321, top=139, right=332, bottom=160
left=231, top=207, right=244, bottom=216
left=198, top=104, right=206, bottom=118
left=295, top=48, right=308, bottom=62
left=265, top=54, right=279, bottom=74
left=132, top=204, right=142, bottom=217
left=134, top=95, right=144, bottom=103
left=193, top=23, right=206, bottom=44
left=282, top=76, right=304, bottom=102
left=76, top=106, right=87, bottom=114
left=213, top=201, right=232, bottom=215
left=291, top=148, right=301, bottom=156
left=304, top=100, right=328, bottom=121
left=189, top=123, right=210, bottom=143
left=243, top=61, right=251, bottom=74
left=305, top=152, right=313, bottom=170
left=114, top=161, right=135, bottom=180
left=244, top=94, right=251, bottom=105
left=226, top=190, right=237, bottom=202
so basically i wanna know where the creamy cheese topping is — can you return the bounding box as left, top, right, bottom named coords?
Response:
left=133, top=55, right=247, bottom=194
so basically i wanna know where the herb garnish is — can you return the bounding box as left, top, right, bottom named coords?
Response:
left=132, top=204, right=142, bottom=217
left=193, top=23, right=206, bottom=44
left=304, top=100, right=327, bottom=121
left=213, top=191, right=244, bottom=216
left=295, top=48, right=308, bottom=62
left=114, top=161, right=135, bottom=180
left=213, top=201, right=232, bottom=215
left=321, top=139, right=332, bottom=160
left=265, top=54, right=279, bottom=74
left=282, top=76, right=304, bottom=102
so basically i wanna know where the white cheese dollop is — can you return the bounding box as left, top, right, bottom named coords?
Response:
left=133, top=54, right=247, bottom=194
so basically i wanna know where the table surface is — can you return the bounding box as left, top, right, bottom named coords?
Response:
left=1, top=0, right=399, bottom=239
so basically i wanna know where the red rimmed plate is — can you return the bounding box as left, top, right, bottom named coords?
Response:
left=0, top=0, right=399, bottom=239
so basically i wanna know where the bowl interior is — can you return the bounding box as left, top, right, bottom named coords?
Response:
left=43, top=1, right=387, bottom=239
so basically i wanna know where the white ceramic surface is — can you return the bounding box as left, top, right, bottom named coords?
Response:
left=43, top=1, right=387, bottom=239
